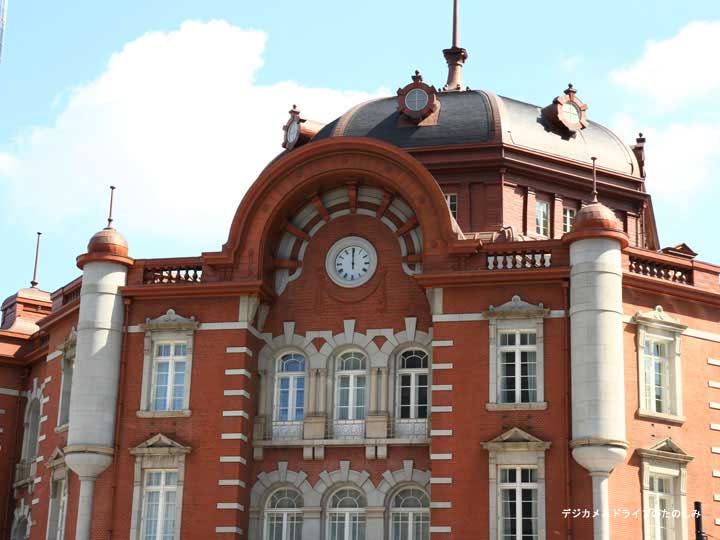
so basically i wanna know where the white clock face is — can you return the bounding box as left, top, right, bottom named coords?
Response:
left=335, top=245, right=370, bottom=282
left=325, top=236, right=378, bottom=288
left=286, top=121, right=299, bottom=144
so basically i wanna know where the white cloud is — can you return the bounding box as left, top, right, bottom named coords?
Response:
left=560, top=55, right=582, bottom=72
left=611, top=21, right=720, bottom=109
left=0, top=20, right=384, bottom=248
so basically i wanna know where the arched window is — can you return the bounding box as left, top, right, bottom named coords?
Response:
left=390, top=488, right=430, bottom=540
left=265, top=488, right=303, bottom=540
left=336, top=351, right=367, bottom=421
left=12, top=517, right=28, bottom=540
left=22, top=399, right=41, bottom=461
left=275, top=353, right=306, bottom=422
left=327, top=488, right=366, bottom=540
left=397, top=349, right=429, bottom=420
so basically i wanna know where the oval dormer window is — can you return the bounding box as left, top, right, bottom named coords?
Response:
left=405, top=88, right=429, bottom=112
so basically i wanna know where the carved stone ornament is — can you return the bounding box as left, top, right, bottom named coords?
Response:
left=130, top=433, right=191, bottom=456
left=636, top=438, right=693, bottom=464
left=633, top=305, right=687, bottom=332
left=482, top=427, right=551, bottom=452
left=397, top=71, right=440, bottom=124
left=541, top=83, right=588, bottom=134
left=141, top=308, right=199, bottom=332
left=486, top=295, right=549, bottom=319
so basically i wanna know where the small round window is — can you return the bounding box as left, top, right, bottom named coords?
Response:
left=562, top=101, right=580, bottom=125
left=405, top=88, right=429, bottom=112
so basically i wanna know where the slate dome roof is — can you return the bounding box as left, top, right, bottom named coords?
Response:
left=313, top=90, right=640, bottom=177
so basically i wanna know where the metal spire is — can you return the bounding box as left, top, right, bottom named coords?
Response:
left=591, top=157, right=598, bottom=203
left=443, top=0, right=468, bottom=92
left=0, top=0, right=8, bottom=63
left=30, top=232, right=41, bottom=288
left=106, top=185, right=116, bottom=228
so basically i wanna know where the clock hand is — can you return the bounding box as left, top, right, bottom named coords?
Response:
left=352, top=248, right=355, bottom=269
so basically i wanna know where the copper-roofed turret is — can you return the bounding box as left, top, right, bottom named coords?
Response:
left=77, top=186, right=133, bottom=269
left=564, top=157, right=628, bottom=247
left=443, top=0, right=468, bottom=92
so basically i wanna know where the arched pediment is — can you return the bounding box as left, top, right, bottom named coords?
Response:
left=204, top=138, right=460, bottom=283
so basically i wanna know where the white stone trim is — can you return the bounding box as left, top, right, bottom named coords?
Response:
left=635, top=307, right=686, bottom=421
left=431, top=429, right=453, bottom=436
left=128, top=434, right=190, bottom=540
left=430, top=477, right=453, bottom=484
left=711, top=424, right=720, bottom=431
left=712, top=447, right=720, bottom=454
left=431, top=406, right=453, bottom=413
left=429, top=526, right=452, bottom=533
left=226, top=346, right=253, bottom=356
left=710, top=403, right=720, bottom=410
left=225, top=369, right=252, bottom=378
left=430, top=501, right=452, bottom=508
left=431, top=385, right=453, bottom=391
left=0, top=387, right=20, bottom=396
left=215, top=526, right=243, bottom=535
left=222, top=410, right=249, bottom=418
left=46, top=350, right=62, bottom=363
left=221, top=433, right=248, bottom=441
left=219, top=479, right=246, bottom=487
left=224, top=389, right=251, bottom=398
left=483, top=427, right=550, bottom=540
left=220, top=456, right=247, bottom=464
left=430, top=453, right=453, bottom=460
left=217, top=502, right=245, bottom=510
left=710, top=381, right=720, bottom=389
left=431, top=340, right=454, bottom=347
left=708, top=358, right=720, bottom=367
left=431, top=363, right=453, bottom=370
left=713, top=470, right=720, bottom=478
left=623, top=313, right=720, bottom=344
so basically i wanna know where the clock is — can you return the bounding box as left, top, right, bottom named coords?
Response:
left=325, top=236, right=378, bottom=288
left=286, top=121, right=299, bottom=145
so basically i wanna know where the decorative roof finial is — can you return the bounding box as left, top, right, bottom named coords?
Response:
left=591, top=156, right=598, bottom=203
left=443, top=0, right=468, bottom=92
left=30, top=232, right=41, bottom=288
left=106, top=185, right=116, bottom=229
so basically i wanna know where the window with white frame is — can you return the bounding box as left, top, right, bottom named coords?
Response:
left=397, top=349, right=429, bottom=420
left=499, top=467, right=539, bottom=540
left=22, top=398, right=41, bottom=462
left=498, top=331, right=537, bottom=404
left=151, top=342, right=187, bottom=412
left=444, top=193, right=458, bottom=220
left=487, top=296, right=548, bottom=410
left=129, top=433, right=189, bottom=540
left=535, top=201, right=549, bottom=236
left=139, top=309, right=198, bottom=417
left=635, top=306, right=686, bottom=422
left=11, top=517, right=28, bottom=540
left=390, top=488, right=429, bottom=540
left=336, top=351, right=367, bottom=421
left=275, top=353, right=306, bottom=422
left=57, top=330, right=76, bottom=428
left=327, top=488, right=366, bottom=540
left=483, top=427, right=549, bottom=540
left=562, top=207, right=576, bottom=233
left=141, top=470, right=178, bottom=540
left=47, top=476, right=68, bottom=540
left=638, top=439, right=693, bottom=540
left=265, top=488, right=303, bottom=540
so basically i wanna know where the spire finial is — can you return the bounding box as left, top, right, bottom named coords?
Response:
left=452, top=0, right=459, bottom=48
left=30, top=232, right=41, bottom=288
left=591, top=157, right=598, bottom=203
left=106, top=185, right=116, bottom=229
left=443, top=0, right=468, bottom=92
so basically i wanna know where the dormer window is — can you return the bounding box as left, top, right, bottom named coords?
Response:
left=541, top=83, right=588, bottom=134
left=397, top=71, right=439, bottom=124
left=562, top=102, right=580, bottom=125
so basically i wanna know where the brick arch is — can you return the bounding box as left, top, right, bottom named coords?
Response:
left=210, top=137, right=457, bottom=280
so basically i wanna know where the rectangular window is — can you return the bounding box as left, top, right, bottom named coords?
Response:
left=337, top=374, right=366, bottom=421
left=499, top=466, right=538, bottom=540
left=644, top=340, right=669, bottom=414
left=498, top=331, right=537, bottom=404
left=47, top=477, right=68, bottom=540
left=445, top=193, right=458, bottom=220
left=276, top=376, right=305, bottom=422
left=151, top=342, right=187, bottom=412
left=562, top=207, right=576, bottom=233
left=648, top=475, right=675, bottom=540
left=399, top=373, right=429, bottom=419
left=141, top=470, right=177, bottom=540
left=535, top=201, right=549, bottom=236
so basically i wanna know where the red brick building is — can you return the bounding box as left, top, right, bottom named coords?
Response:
left=2, top=8, right=720, bottom=540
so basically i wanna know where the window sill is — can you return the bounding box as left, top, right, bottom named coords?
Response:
left=54, top=424, right=69, bottom=433
left=637, top=410, right=685, bottom=424
left=136, top=409, right=192, bottom=418
left=485, top=402, right=548, bottom=411
left=253, top=437, right=429, bottom=448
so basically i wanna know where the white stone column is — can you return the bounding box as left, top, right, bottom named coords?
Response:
left=307, top=369, right=317, bottom=414
left=257, top=370, right=267, bottom=417
left=379, top=368, right=389, bottom=413
left=591, top=473, right=611, bottom=540
left=75, top=477, right=96, bottom=540
left=368, top=368, right=378, bottom=414
left=317, top=369, right=327, bottom=415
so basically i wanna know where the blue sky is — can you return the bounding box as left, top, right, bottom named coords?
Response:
left=1, top=0, right=719, bottom=295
